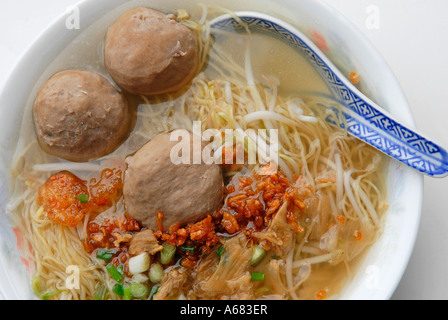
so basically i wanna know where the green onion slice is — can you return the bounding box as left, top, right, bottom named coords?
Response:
left=215, top=245, right=225, bottom=257
left=41, top=290, right=65, bottom=300
left=149, top=285, right=159, bottom=300
left=106, top=263, right=123, bottom=282
left=123, top=284, right=132, bottom=300
left=75, top=194, right=89, bottom=203
left=160, top=243, right=176, bottom=265
left=251, top=272, right=265, bottom=281
left=31, top=274, right=65, bottom=300
left=149, top=263, right=164, bottom=284
left=112, top=283, right=124, bottom=297
left=96, top=248, right=117, bottom=262
left=250, top=245, right=266, bottom=266
left=130, top=282, right=149, bottom=299
left=31, top=274, right=44, bottom=298
left=180, top=245, right=195, bottom=253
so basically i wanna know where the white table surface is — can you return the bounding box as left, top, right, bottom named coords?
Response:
left=0, top=0, right=447, bottom=300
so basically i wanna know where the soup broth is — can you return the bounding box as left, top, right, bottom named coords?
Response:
left=8, top=1, right=387, bottom=300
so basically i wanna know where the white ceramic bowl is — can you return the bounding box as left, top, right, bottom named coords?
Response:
left=0, top=0, right=423, bottom=300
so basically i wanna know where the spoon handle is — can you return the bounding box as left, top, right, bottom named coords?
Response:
left=324, top=99, right=448, bottom=178
left=211, top=12, right=448, bottom=177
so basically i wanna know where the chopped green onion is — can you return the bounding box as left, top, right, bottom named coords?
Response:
left=31, top=274, right=65, bottom=300
left=42, top=290, right=65, bottom=300
left=94, top=284, right=108, bottom=300
left=106, top=263, right=123, bottom=282
left=123, top=284, right=132, bottom=300
left=250, top=245, right=266, bottom=266
left=132, top=273, right=149, bottom=283
left=160, top=243, right=176, bottom=265
left=128, top=252, right=150, bottom=275
left=251, top=272, right=265, bottom=281
left=112, top=283, right=124, bottom=297
left=130, top=282, right=149, bottom=299
left=96, top=248, right=117, bottom=262
left=255, top=286, right=271, bottom=296
left=31, top=274, right=44, bottom=298
left=215, top=245, right=224, bottom=257
left=180, top=245, right=195, bottom=253
left=149, top=263, right=164, bottom=284
left=149, top=285, right=159, bottom=300
left=75, top=194, right=89, bottom=203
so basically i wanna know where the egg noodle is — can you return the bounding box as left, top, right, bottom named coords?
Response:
left=7, top=5, right=387, bottom=300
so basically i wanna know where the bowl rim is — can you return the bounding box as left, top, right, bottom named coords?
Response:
left=311, top=0, right=423, bottom=299
left=0, top=0, right=423, bottom=300
left=308, top=0, right=423, bottom=300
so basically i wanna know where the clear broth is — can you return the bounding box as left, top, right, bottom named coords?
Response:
left=12, top=1, right=384, bottom=300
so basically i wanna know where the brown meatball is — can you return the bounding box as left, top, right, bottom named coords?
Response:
left=123, top=132, right=224, bottom=231
left=104, top=7, right=199, bottom=96
left=33, top=70, right=130, bottom=162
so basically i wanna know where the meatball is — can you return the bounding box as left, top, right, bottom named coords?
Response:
left=104, top=7, right=199, bottom=96
left=33, top=70, right=130, bottom=162
left=123, top=132, right=224, bottom=231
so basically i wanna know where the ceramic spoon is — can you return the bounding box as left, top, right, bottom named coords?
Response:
left=210, top=11, right=448, bottom=178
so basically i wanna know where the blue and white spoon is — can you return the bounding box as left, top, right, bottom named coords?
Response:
left=210, top=11, right=448, bottom=178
